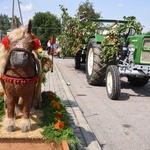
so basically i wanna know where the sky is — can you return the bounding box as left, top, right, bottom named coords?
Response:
left=0, top=0, right=150, bottom=32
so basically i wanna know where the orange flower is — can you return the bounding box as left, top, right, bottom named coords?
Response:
left=54, top=121, right=65, bottom=130
left=53, top=102, right=60, bottom=109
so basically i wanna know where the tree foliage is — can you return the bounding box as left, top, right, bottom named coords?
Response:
left=75, top=0, right=101, bottom=19
left=0, top=14, right=11, bottom=34
left=0, top=14, right=21, bottom=35
left=32, top=12, right=61, bottom=49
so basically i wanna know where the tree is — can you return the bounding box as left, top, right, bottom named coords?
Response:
left=75, top=0, right=101, bottom=19
left=32, top=12, right=61, bottom=49
left=0, top=14, right=11, bottom=34
left=0, top=14, right=21, bottom=36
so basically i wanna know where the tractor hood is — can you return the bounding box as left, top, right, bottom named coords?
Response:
left=128, top=33, right=150, bottom=64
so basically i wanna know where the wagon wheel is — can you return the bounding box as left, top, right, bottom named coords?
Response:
left=106, top=65, right=121, bottom=100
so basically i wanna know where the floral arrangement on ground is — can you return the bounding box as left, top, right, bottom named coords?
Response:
left=0, top=90, right=81, bottom=150
left=40, top=91, right=81, bottom=149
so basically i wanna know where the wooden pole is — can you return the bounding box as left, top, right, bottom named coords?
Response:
left=17, top=0, right=23, bottom=26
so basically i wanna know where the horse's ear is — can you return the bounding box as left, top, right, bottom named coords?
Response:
left=27, top=20, right=32, bottom=33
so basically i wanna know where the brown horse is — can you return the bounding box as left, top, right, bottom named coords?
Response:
left=0, top=20, right=48, bottom=133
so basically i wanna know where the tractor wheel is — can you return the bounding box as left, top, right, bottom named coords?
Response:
left=106, top=65, right=121, bottom=100
left=127, top=76, right=149, bottom=86
left=75, top=50, right=81, bottom=69
left=86, top=38, right=107, bottom=85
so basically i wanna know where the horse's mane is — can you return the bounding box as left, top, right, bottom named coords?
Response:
left=0, top=44, right=9, bottom=78
left=9, top=26, right=26, bottom=42
left=0, top=26, right=27, bottom=78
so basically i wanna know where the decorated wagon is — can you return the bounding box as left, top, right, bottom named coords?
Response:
left=58, top=8, right=150, bottom=100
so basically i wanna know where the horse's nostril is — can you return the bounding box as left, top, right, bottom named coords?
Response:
left=23, top=52, right=28, bottom=59
left=11, top=51, right=16, bottom=57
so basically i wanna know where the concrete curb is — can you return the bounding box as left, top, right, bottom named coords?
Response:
left=54, top=63, right=102, bottom=150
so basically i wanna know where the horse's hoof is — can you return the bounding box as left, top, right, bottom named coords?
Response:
left=7, top=126, right=14, bottom=132
left=22, top=126, right=28, bottom=133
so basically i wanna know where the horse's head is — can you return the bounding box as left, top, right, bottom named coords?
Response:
left=2, top=20, right=40, bottom=68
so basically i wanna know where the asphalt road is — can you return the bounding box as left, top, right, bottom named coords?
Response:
left=54, top=57, right=150, bottom=150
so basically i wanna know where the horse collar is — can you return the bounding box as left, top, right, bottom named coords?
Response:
left=2, top=75, right=39, bottom=84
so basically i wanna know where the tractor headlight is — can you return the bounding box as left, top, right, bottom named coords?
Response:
left=128, top=44, right=135, bottom=52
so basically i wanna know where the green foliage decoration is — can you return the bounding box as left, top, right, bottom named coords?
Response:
left=101, top=16, right=143, bottom=63
left=0, top=94, right=5, bottom=124
left=58, top=5, right=97, bottom=56
left=41, top=91, right=81, bottom=149
left=36, top=51, right=51, bottom=84
left=75, top=0, right=100, bottom=18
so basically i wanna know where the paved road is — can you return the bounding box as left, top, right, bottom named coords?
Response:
left=54, top=57, right=150, bottom=150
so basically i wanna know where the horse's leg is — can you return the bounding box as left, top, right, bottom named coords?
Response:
left=20, top=95, right=32, bottom=133
left=4, top=96, right=18, bottom=132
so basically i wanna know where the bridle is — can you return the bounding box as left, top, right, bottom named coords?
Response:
left=2, top=49, right=39, bottom=84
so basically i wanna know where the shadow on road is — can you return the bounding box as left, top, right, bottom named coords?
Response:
left=63, top=99, right=102, bottom=149
left=119, top=80, right=150, bottom=101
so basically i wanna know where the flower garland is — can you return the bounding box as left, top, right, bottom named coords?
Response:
left=40, top=91, right=81, bottom=149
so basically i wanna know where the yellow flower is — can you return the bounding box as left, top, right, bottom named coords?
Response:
left=0, top=90, right=4, bottom=96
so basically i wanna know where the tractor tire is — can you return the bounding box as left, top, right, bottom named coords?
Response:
left=75, top=50, right=81, bottom=69
left=127, top=76, right=149, bottom=86
left=86, top=38, right=107, bottom=86
left=106, top=65, right=121, bottom=100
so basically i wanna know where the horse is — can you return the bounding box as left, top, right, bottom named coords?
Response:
left=0, top=20, right=51, bottom=133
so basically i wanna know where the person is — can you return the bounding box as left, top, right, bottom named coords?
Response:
left=47, top=40, right=51, bottom=55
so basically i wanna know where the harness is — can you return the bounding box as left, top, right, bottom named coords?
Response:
left=2, top=49, right=39, bottom=84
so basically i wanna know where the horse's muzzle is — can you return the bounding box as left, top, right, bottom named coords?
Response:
left=10, top=49, right=30, bottom=68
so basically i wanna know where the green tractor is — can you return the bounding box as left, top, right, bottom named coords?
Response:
left=76, top=18, right=150, bottom=100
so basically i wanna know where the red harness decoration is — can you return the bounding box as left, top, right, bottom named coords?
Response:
left=1, top=35, right=9, bottom=49
left=2, top=75, right=39, bottom=84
